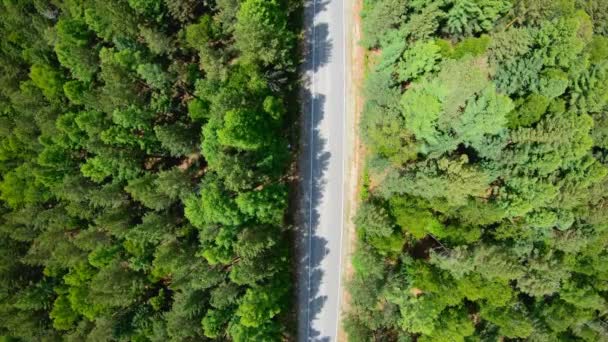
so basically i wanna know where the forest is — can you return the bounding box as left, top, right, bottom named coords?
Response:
left=347, top=0, right=608, bottom=341
left=0, top=0, right=299, bottom=340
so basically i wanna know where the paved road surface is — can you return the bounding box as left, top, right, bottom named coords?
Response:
left=297, top=0, right=347, bottom=340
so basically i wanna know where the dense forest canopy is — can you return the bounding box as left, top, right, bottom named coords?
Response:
left=0, top=0, right=299, bottom=340
left=347, top=0, right=608, bottom=341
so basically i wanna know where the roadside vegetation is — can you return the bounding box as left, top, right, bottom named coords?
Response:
left=347, top=0, right=608, bottom=340
left=0, top=0, right=299, bottom=340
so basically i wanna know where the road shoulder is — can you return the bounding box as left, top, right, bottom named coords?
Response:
left=338, top=0, right=365, bottom=340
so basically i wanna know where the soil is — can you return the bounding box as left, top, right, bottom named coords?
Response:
left=337, top=0, right=366, bottom=340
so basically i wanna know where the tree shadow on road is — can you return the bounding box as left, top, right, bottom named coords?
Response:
left=296, top=91, right=332, bottom=342
left=302, top=0, right=333, bottom=75
left=296, top=0, right=336, bottom=340
left=310, top=23, right=332, bottom=74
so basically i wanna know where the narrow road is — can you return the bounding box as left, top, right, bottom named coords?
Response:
left=297, top=0, right=348, bottom=340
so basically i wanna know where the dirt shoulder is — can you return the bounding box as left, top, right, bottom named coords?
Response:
left=338, top=0, right=365, bottom=340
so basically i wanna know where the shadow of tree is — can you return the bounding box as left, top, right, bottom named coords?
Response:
left=297, top=91, right=332, bottom=342
left=296, top=0, right=336, bottom=340
left=302, top=0, right=333, bottom=75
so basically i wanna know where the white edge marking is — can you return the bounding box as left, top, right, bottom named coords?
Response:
left=335, top=0, right=347, bottom=339
left=307, top=0, right=316, bottom=340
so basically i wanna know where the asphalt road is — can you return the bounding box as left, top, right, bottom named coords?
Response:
left=297, top=0, right=347, bottom=340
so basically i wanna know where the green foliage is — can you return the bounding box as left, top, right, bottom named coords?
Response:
left=360, top=0, right=408, bottom=48
left=202, top=309, right=230, bottom=338
left=112, top=105, right=154, bottom=130
left=235, top=184, right=288, bottom=225
left=513, top=0, right=575, bottom=25
left=535, top=13, right=590, bottom=68
left=62, top=80, right=88, bottom=105
left=445, top=0, right=511, bottom=36
left=451, top=35, right=492, bottom=59
left=155, top=168, right=193, bottom=201
left=235, top=286, right=283, bottom=328
left=128, top=0, right=164, bottom=18
left=80, top=153, right=141, bottom=182
left=360, top=70, right=416, bottom=164
left=355, top=200, right=406, bottom=254
left=234, top=0, right=294, bottom=67
left=136, top=63, right=172, bottom=89
left=185, top=14, right=229, bottom=79
left=154, top=122, right=198, bottom=157
left=29, top=63, right=64, bottom=99
left=125, top=174, right=173, bottom=211
left=0, top=0, right=296, bottom=339
left=494, top=52, right=544, bottom=95
left=217, top=108, right=270, bottom=150
left=539, top=68, right=569, bottom=98
left=0, top=165, right=50, bottom=208
left=391, top=198, right=444, bottom=239
left=350, top=2, right=608, bottom=341
left=488, top=27, right=533, bottom=64
left=571, top=60, right=608, bottom=114
left=402, top=2, right=446, bottom=41
left=139, top=26, right=174, bottom=55
left=419, top=307, right=475, bottom=342
left=83, top=1, right=138, bottom=41
left=587, top=36, right=608, bottom=64
left=400, top=57, right=508, bottom=155
left=355, top=200, right=395, bottom=239
left=165, top=0, right=201, bottom=23
left=396, top=41, right=442, bottom=82
left=455, top=273, right=512, bottom=306
left=185, top=15, right=220, bottom=50
left=578, top=0, right=608, bottom=36
left=480, top=306, right=534, bottom=338
left=396, top=157, right=493, bottom=207
left=506, top=93, right=550, bottom=128
left=54, top=18, right=98, bottom=82
left=187, top=98, right=209, bottom=121
left=50, top=294, right=79, bottom=331
left=195, top=174, right=244, bottom=226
